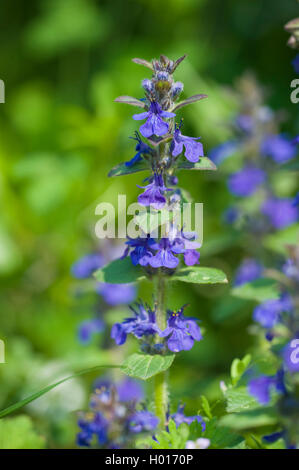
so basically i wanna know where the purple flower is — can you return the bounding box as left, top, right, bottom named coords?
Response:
left=124, top=235, right=156, bottom=266
left=148, top=229, right=200, bottom=269
left=262, top=198, right=299, bottom=229
left=234, top=259, right=263, bottom=286
left=248, top=370, right=286, bottom=405
left=253, top=293, right=293, bottom=329
left=128, top=410, right=159, bottom=433
left=78, top=318, right=105, bottom=344
left=235, top=114, right=254, bottom=134
left=292, top=54, right=299, bottom=74
left=171, top=404, right=205, bottom=431
left=283, top=259, right=299, bottom=282
left=248, top=376, right=278, bottom=405
left=71, top=253, right=103, bottom=279
left=223, top=206, right=240, bottom=224
left=209, top=141, right=238, bottom=165
left=116, top=378, right=144, bottom=402
left=171, top=125, right=204, bottom=163
left=125, top=133, right=152, bottom=167
left=96, top=283, right=136, bottom=306
left=171, top=81, right=184, bottom=98
left=160, top=306, right=202, bottom=353
left=77, top=412, right=108, bottom=447
left=261, top=134, right=297, bottom=163
left=111, top=302, right=158, bottom=345
left=149, top=237, right=182, bottom=269
left=133, top=101, right=175, bottom=138
left=283, top=337, right=299, bottom=373
left=137, top=173, right=170, bottom=209
left=228, top=166, right=266, bottom=197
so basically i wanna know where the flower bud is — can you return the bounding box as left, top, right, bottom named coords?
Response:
left=171, top=81, right=184, bottom=98
left=142, top=78, right=153, bottom=93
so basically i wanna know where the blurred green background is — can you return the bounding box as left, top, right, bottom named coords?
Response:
left=0, top=0, right=298, bottom=448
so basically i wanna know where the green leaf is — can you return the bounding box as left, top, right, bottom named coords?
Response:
left=230, top=354, right=251, bottom=386
left=114, top=95, right=146, bottom=108
left=122, top=353, right=175, bottom=380
left=200, top=395, right=213, bottom=419
left=219, top=407, right=278, bottom=430
left=232, top=278, right=280, bottom=302
left=132, top=57, right=153, bottom=70
left=263, top=223, right=299, bottom=256
left=0, top=364, right=120, bottom=419
left=176, top=157, right=216, bottom=171
left=0, top=415, right=45, bottom=449
left=171, top=266, right=228, bottom=284
left=94, top=257, right=145, bottom=284
left=151, top=419, right=189, bottom=449
left=172, top=94, right=208, bottom=111
left=225, top=386, right=260, bottom=413
left=200, top=418, right=244, bottom=449
left=108, top=159, right=149, bottom=177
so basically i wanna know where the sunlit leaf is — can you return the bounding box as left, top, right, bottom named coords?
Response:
left=94, top=257, right=145, bottom=284
left=122, top=353, right=175, bottom=380
left=232, top=278, right=279, bottom=302
left=171, top=267, right=228, bottom=284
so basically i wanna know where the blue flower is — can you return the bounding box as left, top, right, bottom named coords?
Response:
left=138, top=173, right=170, bottom=209
left=171, top=404, right=205, bottom=431
left=124, top=235, right=156, bottom=266
left=71, top=253, right=103, bottom=279
left=283, top=259, right=299, bottom=282
left=160, top=306, right=202, bottom=353
left=283, top=337, right=299, bottom=373
left=133, top=101, right=175, bottom=138
left=148, top=228, right=201, bottom=269
left=125, top=133, right=152, bottom=167
left=171, top=81, right=184, bottom=98
left=116, top=378, right=144, bottom=402
left=228, top=166, right=266, bottom=197
left=111, top=302, right=158, bottom=345
left=253, top=293, right=293, bottom=329
left=235, top=114, right=254, bottom=134
left=171, top=124, right=204, bottom=163
left=261, top=134, right=297, bottom=163
left=128, top=410, right=159, bottom=433
left=77, top=412, right=108, bottom=447
left=96, top=283, right=136, bottom=306
left=209, top=141, right=238, bottom=165
left=248, top=370, right=286, bottom=405
left=262, top=197, right=299, bottom=229
left=292, top=54, right=299, bottom=74
left=78, top=318, right=105, bottom=344
left=223, top=206, right=240, bottom=224
left=234, top=259, right=263, bottom=286
left=149, top=237, right=183, bottom=269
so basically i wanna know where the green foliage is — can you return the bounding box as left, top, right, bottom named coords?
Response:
left=232, top=278, right=280, bottom=302
left=219, top=407, right=279, bottom=431
left=151, top=419, right=189, bottom=449
left=122, top=353, right=175, bottom=380
left=0, top=365, right=120, bottom=419
left=94, top=257, right=145, bottom=284
left=108, top=160, right=149, bottom=177
left=263, top=223, right=299, bottom=256
left=171, top=266, right=228, bottom=284
left=177, top=157, right=216, bottom=171
left=0, top=415, right=45, bottom=449
left=230, top=354, right=251, bottom=386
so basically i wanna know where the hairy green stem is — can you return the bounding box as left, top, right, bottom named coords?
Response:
left=154, top=271, right=168, bottom=429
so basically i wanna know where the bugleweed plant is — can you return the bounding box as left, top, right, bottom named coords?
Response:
left=210, top=75, right=299, bottom=449
left=88, top=54, right=228, bottom=448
